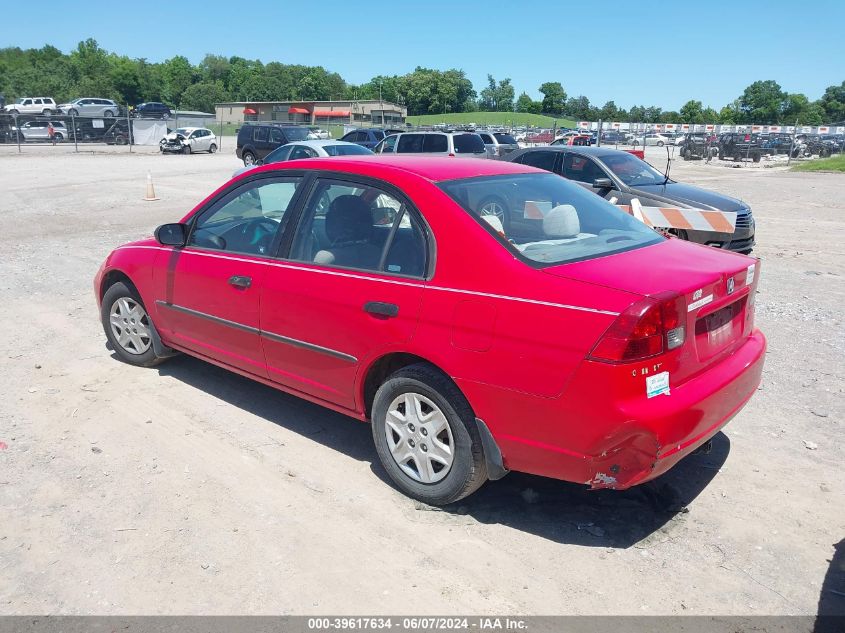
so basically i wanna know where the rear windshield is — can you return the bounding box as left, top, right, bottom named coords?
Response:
left=440, top=173, right=661, bottom=266
left=372, top=130, right=385, bottom=140
left=323, top=144, right=374, bottom=156
left=282, top=127, right=311, bottom=141
left=453, top=133, right=486, bottom=154
left=494, top=133, right=517, bottom=144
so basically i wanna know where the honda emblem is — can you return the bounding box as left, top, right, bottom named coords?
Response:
left=727, top=277, right=735, bottom=294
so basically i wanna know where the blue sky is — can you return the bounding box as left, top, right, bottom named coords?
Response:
left=1, top=0, right=842, bottom=110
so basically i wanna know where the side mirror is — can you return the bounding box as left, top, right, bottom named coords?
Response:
left=154, top=223, right=187, bottom=246
left=256, top=159, right=265, bottom=166
left=592, top=177, right=614, bottom=190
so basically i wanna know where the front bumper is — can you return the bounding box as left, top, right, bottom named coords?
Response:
left=685, top=218, right=756, bottom=253
left=160, top=142, right=185, bottom=153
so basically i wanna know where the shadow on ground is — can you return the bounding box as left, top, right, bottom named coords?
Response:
left=158, top=354, right=730, bottom=549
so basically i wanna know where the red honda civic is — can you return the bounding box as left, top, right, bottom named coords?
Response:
left=95, top=157, right=766, bottom=505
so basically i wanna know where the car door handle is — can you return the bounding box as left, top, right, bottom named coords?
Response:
left=364, top=301, right=399, bottom=318
left=228, top=275, right=252, bottom=289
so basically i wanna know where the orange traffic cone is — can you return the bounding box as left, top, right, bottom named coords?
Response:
left=144, top=172, right=159, bottom=201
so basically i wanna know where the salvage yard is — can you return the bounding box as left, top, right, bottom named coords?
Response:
left=0, top=144, right=842, bottom=615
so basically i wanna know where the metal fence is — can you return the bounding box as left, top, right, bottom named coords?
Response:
left=0, top=112, right=220, bottom=152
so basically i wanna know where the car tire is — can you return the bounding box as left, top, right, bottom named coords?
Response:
left=752, top=152, right=761, bottom=163
left=371, top=363, right=488, bottom=505
left=42, top=109, right=52, bottom=115
left=242, top=151, right=256, bottom=166
left=68, top=109, right=78, bottom=117
left=100, top=282, right=166, bottom=368
left=7, top=109, right=18, bottom=115
left=115, top=135, right=127, bottom=146
left=103, top=110, right=113, bottom=118
left=209, top=143, right=217, bottom=154
left=683, top=148, right=691, bottom=161
left=657, top=141, right=664, bottom=147
left=53, top=133, right=63, bottom=141
left=182, top=144, right=191, bottom=155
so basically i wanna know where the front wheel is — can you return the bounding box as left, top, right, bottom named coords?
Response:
left=208, top=143, right=217, bottom=154
left=371, top=364, right=488, bottom=505
left=100, top=282, right=167, bottom=367
left=242, top=151, right=256, bottom=166
left=657, top=141, right=664, bottom=147
left=478, top=196, right=509, bottom=232
left=182, top=144, right=191, bottom=155
left=68, top=108, right=78, bottom=117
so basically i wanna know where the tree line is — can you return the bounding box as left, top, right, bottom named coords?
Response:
left=1, top=40, right=843, bottom=125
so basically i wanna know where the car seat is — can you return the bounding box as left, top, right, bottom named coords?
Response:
left=313, top=195, right=382, bottom=269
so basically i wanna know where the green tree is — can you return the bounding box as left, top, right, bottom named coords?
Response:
left=516, top=92, right=541, bottom=113
left=739, top=80, right=786, bottom=123
left=538, top=81, right=566, bottom=114
left=680, top=99, right=704, bottom=123
left=599, top=100, right=619, bottom=121
left=818, top=81, right=845, bottom=122
left=180, top=81, right=228, bottom=113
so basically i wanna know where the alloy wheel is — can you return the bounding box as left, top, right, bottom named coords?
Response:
left=480, top=200, right=506, bottom=223
left=384, top=392, right=454, bottom=484
left=109, top=297, right=152, bottom=355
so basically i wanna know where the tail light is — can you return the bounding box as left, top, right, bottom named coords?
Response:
left=744, top=134, right=751, bottom=142
left=589, top=292, right=686, bottom=363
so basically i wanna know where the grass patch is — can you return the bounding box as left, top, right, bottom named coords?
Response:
left=406, top=111, right=576, bottom=129
left=791, top=154, right=845, bottom=172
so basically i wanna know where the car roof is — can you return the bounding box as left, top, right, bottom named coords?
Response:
left=250, top=155, right=538, bottom=183
left=515, top=145, right=630, bottom=160
left=291, top=140, right=361, bottom=148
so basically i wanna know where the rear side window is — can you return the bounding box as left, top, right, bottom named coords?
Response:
left=379, top=135, right=397, bottom=153
left=423, top=134, right=448, bottom=153
left=520, top=151, right=557, bottom=172
left=397, top=134, right=424, bottom=153
left=254, top=127, right=269, bottom=142
left=453, top=134, right=485, bottom=154
left=563, top=154, right=606, bottom=184
left=494, top=133, right=517, bottom=144
left=479, top=133, right=494, bottom=144
left=372, top=131, right=385, bottom=140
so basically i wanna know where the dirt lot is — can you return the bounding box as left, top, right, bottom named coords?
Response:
left=0, top=142, right=842, bottom=616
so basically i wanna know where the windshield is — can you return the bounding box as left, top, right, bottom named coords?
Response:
left=323, top=144, right=374, bottom=156
left=282, top=127, right=311, bottom=141
left=175, top=128, right=191, bottom=135
left=440, top=173, right=662, bottom=266
left=600, top=153, right=668, bottom=186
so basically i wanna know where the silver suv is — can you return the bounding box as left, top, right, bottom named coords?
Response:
left=6, top=97, right=57, bottom=115
left=57, top=98, right=119, bottom=118
left=476, top=130, right=520, bottom=158
left=373, top=131, right=488, bottom=158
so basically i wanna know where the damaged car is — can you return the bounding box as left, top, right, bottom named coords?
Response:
left=159, top=127, right=218, bottom=154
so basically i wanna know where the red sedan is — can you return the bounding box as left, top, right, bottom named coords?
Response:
left=95, top=157, right=766, bottom=505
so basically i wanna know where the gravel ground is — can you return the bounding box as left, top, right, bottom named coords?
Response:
left=0, top=141, right=842, bottom=616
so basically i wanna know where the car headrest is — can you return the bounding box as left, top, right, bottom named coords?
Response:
left=481, top=214, right=505, bottom=236
left=543, top=204, right=580, bottom=238
left=325, top=195, right=373, bottom=245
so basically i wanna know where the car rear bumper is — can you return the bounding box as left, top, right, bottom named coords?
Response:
left=467, top=329, right=766, bottom=489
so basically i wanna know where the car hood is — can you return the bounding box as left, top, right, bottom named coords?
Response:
left=629, top=182, right=747, bottom=213
left=543, top=237, right=753, bottom=298
left=163, top=132, right=186, bottom=142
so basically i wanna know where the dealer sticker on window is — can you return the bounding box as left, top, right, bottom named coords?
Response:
left=646, top=371, right=671, bottom=398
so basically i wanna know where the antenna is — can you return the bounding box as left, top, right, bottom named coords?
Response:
left=663, top=142, right=671, bottom=185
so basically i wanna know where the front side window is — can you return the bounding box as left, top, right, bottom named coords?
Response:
left=440, top=173, right=661, bottom=266
left=562, top=154, right=607, bottom=184
left=188, top=178, right=301, bottom=256
left=263, top=144, right=293, bottom=163
left=290, top=180, right=428, bottom=277
left=379, top=135, right=398, bottom=153
left=270, top=128, right=284, bottom=144
left=289, top=145, right=317, bottom=160
left=397, top=134, right=424, bottom=153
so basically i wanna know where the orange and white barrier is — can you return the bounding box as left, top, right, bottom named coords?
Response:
left=617, top=198, right=737, bottom=233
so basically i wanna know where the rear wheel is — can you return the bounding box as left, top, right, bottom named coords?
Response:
left=53, top=132, right=64, bottom=141
left=209, top=143, right=217, bottom=154
left=657, top=140, right=664, bottom=147
left=371, top=364, right=488, bottom=505
left=42, top=108, right=52, bottom=115
left=103, top=109, right=114, bottom=118
left=752, top=152, right=761, bottom=163
left=100, top=282, right=166, bottom=368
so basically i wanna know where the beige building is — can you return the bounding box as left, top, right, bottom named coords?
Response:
left=215, top=100, right=407, bottom=126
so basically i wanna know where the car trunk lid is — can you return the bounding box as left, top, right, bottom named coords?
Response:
left=545, top=239, right=759, bottom=382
